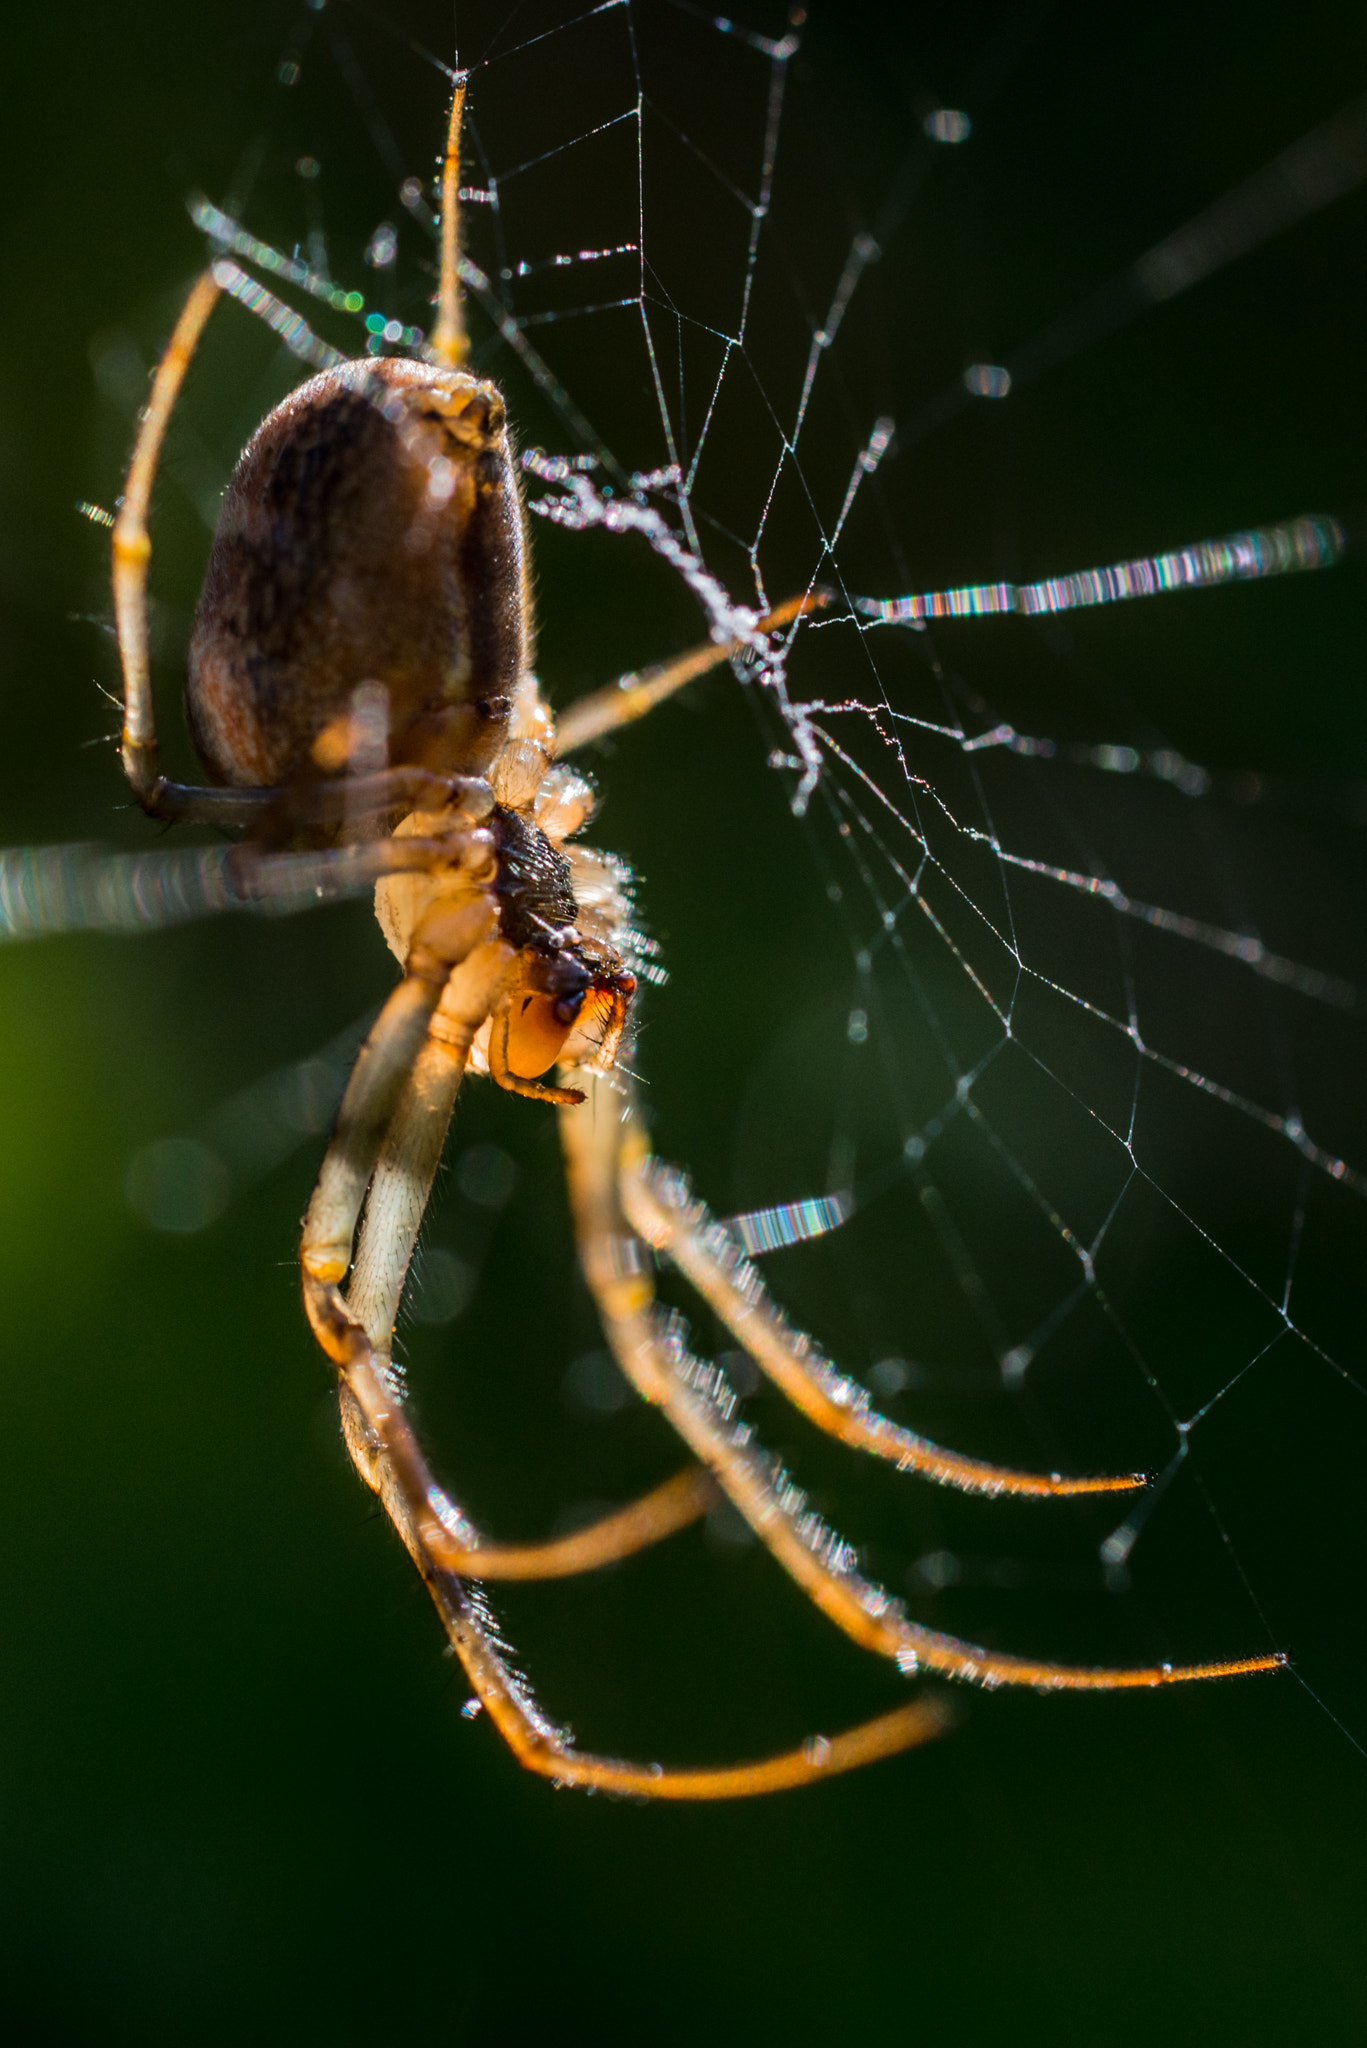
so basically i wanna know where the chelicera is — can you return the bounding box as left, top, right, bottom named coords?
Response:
left=105, top=75, right=1281, bottom=1799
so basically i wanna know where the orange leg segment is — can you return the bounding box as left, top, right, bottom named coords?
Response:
left=430, top=1467, right=718, bottom=1581
left=554, top=593, right=829, bottom=754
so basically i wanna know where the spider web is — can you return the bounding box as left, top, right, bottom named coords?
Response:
left=81, top=0, right=1367, bottom=1749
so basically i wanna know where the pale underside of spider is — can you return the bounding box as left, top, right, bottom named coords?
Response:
left=98, top=78, right=1282, bottom=1799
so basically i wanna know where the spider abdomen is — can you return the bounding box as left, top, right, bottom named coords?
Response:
left=186, top=356, right=528, bottom=789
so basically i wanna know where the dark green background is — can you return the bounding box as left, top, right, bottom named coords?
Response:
left=2, top=3, right=1366, bottom=2040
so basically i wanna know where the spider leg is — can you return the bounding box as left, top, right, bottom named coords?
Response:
left=153, top=766, right=495, bottom=834
left=106, top=268, right=314, bottom=830
left=343, top=1002, right=717, bottom=1581
left=110, top=272, right=287, bottom=827
left=553, top=593, right=827, bottom=754
left=342, top=1368, right=952, bottom=1796
left=302, top=894, right=506, bottom=1295
left=560, top=1073, right=1287, bottom=1695
left=311, top=951, right=950, bottom=1792
left=0, top=828, right=490, bottom=942
left=623, top=1153, right=1148, bottom=1500
left=113, top=269, right=222, bottom=816
left=413, top=1467, right=720, bottom=1582
left=228, top=829, right=491, bottom=911
left=430, top=75, right=469, bottom=369
left=344, top=1022, right=471, bottom=1355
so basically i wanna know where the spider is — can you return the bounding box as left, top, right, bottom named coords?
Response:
left=104, top=76, right=1283, bottom=1800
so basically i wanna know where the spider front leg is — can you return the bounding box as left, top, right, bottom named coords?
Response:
left=560, top=1073, right=1286, bottom=1696
left=553, top=593, right=827, bottom=755
left=622, top=1156, right=1148, bottom=1499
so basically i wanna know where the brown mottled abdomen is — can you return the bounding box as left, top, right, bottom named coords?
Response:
left=186, top=356, right=528, bottom=788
